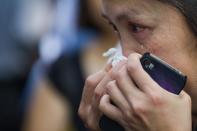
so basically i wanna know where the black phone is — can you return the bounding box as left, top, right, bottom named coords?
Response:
left=140, top=52, right=187, bottom=94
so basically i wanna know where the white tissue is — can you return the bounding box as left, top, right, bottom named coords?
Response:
left=103, top=48, right=127, bottom=67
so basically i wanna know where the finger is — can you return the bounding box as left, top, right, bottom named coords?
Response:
left=94, top=60, right=127, bottom=101
left=79, top=70, right=106, bottom=123
left=127, top=53, right=160, bottom=94
left=86, top=106, right=102, bottom=131
left=110, top=60, right=127, bottom=76
left=81, top=70, right=106, bottom=105
left=81, top=62, right=112, bottom=105
left=94, top=73, right=113, bottom=100
left=112, top=65, right=144, bottom=101
left=106, top=80, right=140, bottom=126
left=91, top=74, right=112, bottom=122
left=106, top=80, right=131, bottom=112
left=99, top=94, right=125, bottom=124
left=88, top=61, right=128, bottom=127
left=89, top=73, right=114, bottom=128
left=103, top=62, right=112, bottom=72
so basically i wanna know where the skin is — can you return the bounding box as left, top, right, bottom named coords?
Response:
left=23, top=79, right=72, bottom=131
left=78, top=0, right=197, bottom=130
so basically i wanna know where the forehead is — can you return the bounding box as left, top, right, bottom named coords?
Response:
left=101, top=0, right=165, bottom=19
left=101, top=0, right=161, bottom=8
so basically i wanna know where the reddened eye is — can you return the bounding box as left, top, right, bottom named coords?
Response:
left=129, top=23, right=146, bottom=33
left=128, top=22, right=151, bottom=40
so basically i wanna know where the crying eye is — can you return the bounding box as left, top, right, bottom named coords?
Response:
left=128, top=22, right=151, bottom=40
left=129, top=23, right=146, bottom=33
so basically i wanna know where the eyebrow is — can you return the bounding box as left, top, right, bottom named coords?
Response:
left=101, top=8, right=140, bottom=23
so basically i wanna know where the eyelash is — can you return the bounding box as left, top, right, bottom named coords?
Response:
left=108, top=21, right=148, bottom=40
left=128, top=22, right=146, bottom=33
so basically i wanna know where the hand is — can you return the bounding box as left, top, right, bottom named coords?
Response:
left=99, top=53, right=192, bottom=131
left=78, top=70, right=108, bottom=131
left=78, top=62, right=126, bottom=131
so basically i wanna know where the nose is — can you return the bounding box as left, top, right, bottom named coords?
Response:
left=121, top=45, right=145, bottom=57
left=120, top=35, right=148, bottom=56
left=122, top=48, right=135, bottom=57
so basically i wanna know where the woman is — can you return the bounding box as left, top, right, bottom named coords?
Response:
left=78, top=0, right=197, bottom=131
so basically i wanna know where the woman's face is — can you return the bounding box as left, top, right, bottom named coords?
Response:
left=101, top=0, right=197, bottom=114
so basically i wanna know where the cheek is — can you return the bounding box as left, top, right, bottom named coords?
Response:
left=146, top=36, right=174, bottom=57
left=143, top=29, right=188, bottom=67
left=120, top=34, right=173, bottom=57
left=121, top=41, right=147, bottom=57
left=119, top=31, right=154, bottom=56
left=119, top=33, right=142, bottom=56
left=119, top=26, right=192, bottom=68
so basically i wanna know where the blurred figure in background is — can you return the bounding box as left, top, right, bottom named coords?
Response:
left=0, top=0, right=52, bottom=130
left=81, top=0, right=117, bottom=76
left=23, top=0, right=85, bottom=131
left=23, top=0, right=118, bottom=131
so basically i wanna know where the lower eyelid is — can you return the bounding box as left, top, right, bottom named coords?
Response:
left=131, top=28, right=150, bottom=40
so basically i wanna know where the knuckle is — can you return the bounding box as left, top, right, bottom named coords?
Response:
left=123, top=108, right=133, bottom=119
left=111, top=68, right=118, bottom=79
left=111, top=69, right=125, bottom=82
left=116, top=70, right=125, bottom=80
left=78, top=105, right=86, bottom=121
left=98, top=101, right=103, bottom=111
left=94, top=88, right=103, bottom=99
left=127, top=60, right=140, bottom=74
left=132, top=102, right=147, bottom=116
left=86, top=75, right=98, bottom=87
left=86, top=119, right=98, bottom=130
left=99, top=97, right=106, bottom=112
left=149, top=92, right=164, bottom=106
left=106, top=81, right=115, bottom=92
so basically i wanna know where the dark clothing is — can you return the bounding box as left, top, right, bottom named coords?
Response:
left=48, top=51, right=86, bottom=131
left=0, top=79, right=26, bottom=131
left=193, top=121, right=197, bottom=131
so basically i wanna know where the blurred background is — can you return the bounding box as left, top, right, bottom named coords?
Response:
left=0, top=0, right=117, bottom=131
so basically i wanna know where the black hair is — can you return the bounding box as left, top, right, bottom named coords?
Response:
left=160, top=0, right=197, bottom=36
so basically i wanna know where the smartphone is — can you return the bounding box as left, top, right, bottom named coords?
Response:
left=140, top=52, right=187, bottom=94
